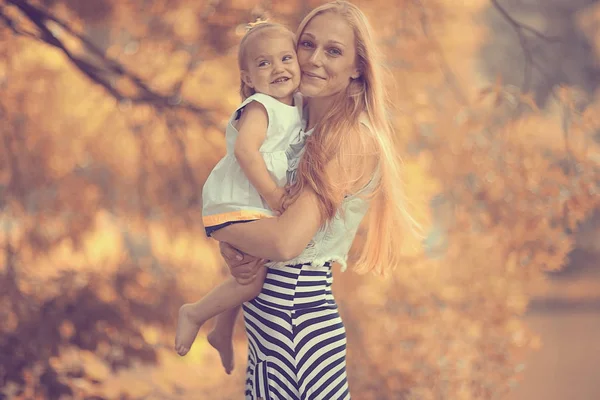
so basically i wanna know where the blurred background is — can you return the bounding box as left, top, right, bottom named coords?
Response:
left=1, top=0, right=599, bottom=399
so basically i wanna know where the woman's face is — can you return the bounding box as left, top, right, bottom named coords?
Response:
left=297, top=12, right=360, bottom=99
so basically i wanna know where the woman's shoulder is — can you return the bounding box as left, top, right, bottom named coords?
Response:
left=344, top=114, right=379, bottom=156
left=332, top=114, right=380, bottom=193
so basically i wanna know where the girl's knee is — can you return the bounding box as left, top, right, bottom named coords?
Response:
left=239, top=269, right=266, bottom=301
left=248, top=271, right=266, bottom=297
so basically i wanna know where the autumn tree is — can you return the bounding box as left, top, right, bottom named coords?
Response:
left=1, top=0, right=599, bottom=399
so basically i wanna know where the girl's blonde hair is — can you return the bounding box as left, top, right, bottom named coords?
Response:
left=287, top=0, right=421, bottom=275
left=238, top=21, right=296, bottom=100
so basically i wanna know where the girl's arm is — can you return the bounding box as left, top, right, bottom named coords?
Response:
left=211, top=186, right=322, bottom=261
left=234, top=101, right=285, bottom=211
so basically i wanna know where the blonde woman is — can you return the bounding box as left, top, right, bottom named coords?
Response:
left=211, top=1, right=417, bottom=398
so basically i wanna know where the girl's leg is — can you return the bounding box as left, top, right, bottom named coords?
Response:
left=207, top=305, right=241, bottom=375
left=175, top=267, right=266, bottom=357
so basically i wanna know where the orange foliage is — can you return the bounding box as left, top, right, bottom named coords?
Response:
left=1, top=0, right=599, bottom=399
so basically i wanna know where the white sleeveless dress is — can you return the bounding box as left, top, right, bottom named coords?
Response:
left=202, top=92, right=302, bottom=234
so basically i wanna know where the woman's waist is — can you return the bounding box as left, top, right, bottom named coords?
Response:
left=271, top=252, right=350, bottom=272
left=251, top=262, right=335, bottom=310
left=251, top=293, right=337, bottom=311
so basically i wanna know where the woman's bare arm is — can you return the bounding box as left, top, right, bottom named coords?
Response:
left=211, top=187, right=322, bottom=261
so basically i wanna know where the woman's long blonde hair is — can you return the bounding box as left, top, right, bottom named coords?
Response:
left=287, top=0, right=421, bottom=275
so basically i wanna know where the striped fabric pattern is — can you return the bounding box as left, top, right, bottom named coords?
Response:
left=242, top=263, right=351, bottom=400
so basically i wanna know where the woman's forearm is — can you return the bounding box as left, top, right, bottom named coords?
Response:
left=212, top=218, right=294, bottom=261
left=212, top=190, right=322, bottom=261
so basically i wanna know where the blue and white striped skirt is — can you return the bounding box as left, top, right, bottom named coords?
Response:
left=242, top=262, right=351, bottom=400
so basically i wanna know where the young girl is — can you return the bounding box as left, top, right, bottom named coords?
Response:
left=174, top=22, right=302, bottom=362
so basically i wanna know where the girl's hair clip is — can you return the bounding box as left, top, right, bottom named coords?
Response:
left=245, top=18, right=269, bottom=33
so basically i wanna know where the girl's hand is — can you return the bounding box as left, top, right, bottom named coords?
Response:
left=264, top=187, right=286, bottom=214
left=219, top=242, right=265, bottom=284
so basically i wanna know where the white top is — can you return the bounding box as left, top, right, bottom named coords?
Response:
left=276, top=99, right=378, bottom=271
left=202, top=93, right=303, bottom=228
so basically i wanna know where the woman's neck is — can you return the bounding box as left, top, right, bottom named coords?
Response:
left=305, top=96, right=335, bottom=131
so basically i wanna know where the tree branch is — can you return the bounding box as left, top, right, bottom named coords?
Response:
left=490, top=0, right=561, bottom=93
left=490, top=0, right=560, bottom=43
left=0, top=5, right=36, bottom=38
left=3, top=0, right=220, bottom=126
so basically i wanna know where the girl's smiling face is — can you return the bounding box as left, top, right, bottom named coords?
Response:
left=297, top=12, right=361, bottom=100
left=241, top=34, right=301, bottom=105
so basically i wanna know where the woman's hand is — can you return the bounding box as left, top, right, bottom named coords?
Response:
left=219, top=242, right=265, bottom=284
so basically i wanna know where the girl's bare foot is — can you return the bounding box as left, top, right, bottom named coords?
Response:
left=207, top=329, right=234, bottom=374
left=175, top=304, right=204, bottom=356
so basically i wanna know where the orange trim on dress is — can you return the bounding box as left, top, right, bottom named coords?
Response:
left=203, top=210, right=274, bottom=227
